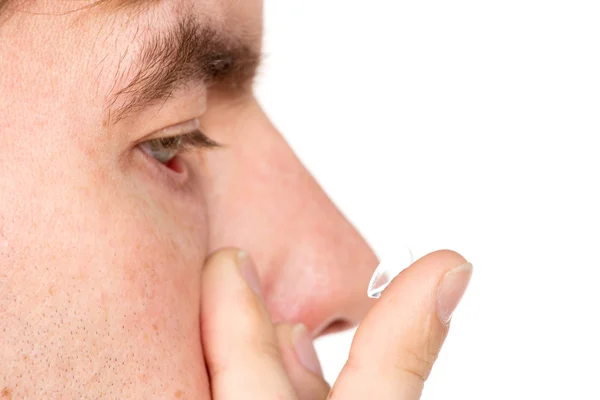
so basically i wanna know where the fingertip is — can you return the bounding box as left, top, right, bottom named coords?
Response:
left=202, top=248, right=263, bottom=301
left=417, top=249, right=467, bottom=271
left=203, top=247, right=243, bottom=274
left=377, top=249, right=469, bottom=303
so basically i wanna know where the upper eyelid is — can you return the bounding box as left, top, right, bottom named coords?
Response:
left=142, top=117, right=222, bottom=150
left=149, top=118, right=203, bottom=139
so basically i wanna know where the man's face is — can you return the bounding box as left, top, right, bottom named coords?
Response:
left=0, top=0, right=377, bottom=396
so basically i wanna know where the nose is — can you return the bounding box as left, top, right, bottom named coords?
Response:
left=202, top=98, right=378, bottom=337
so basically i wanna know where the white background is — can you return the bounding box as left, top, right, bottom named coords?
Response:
left=256, top=1, right=600, bottom=399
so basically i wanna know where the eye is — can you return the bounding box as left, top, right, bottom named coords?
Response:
left=138, top=118, right=220, bottom=166
left=141, top=136, right=184, bottom=164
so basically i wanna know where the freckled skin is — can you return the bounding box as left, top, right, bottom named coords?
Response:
left=1, top=387, right=12, bottom=399
left=0, top=0, right=378, bottom=398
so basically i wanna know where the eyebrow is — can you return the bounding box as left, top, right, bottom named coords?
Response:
left=106, top=16, right=261, bottom=123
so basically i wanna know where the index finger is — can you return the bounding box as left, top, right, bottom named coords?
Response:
left=200, top=249, right=298, bottom=400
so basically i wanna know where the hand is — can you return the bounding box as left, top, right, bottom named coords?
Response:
left=200, top=249, right=472, bottom=399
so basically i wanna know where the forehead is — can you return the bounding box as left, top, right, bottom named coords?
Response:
left=0, top=0, right=263, bottom=132
left=188, top=0, right=264, bottom=46
left=9, top=0, right=263, bottom=34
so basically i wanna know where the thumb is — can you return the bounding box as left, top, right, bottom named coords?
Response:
left=329, top=250, right=473, bottom=399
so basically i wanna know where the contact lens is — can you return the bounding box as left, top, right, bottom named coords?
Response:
left=367, top=247, right=414, bottom=299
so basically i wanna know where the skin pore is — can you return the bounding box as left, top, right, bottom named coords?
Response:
left=0, top=0, right=378, bottom=397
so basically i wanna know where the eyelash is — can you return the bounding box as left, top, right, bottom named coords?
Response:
left=147, top=129, right=220, bottom=155
left=139, top=118, right=221, bottom=167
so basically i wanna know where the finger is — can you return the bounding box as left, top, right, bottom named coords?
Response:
left=200, top=249, right=297, bottom=400
left=275, top=323, right=331, bottom=400
left=330, top=250, right=473, bottom=400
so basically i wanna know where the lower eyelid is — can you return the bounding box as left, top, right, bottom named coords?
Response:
left=165, top=157, right=185, bottom=174
left=135, top=146, right=191, bottom=189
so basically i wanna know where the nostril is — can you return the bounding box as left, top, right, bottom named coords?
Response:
left=315, top=318, right=354, bottom=338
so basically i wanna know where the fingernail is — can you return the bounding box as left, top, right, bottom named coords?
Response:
left=437, top=262, right=473, bottom=324
left=291, top=324, right=323, bottom=376
left=237, top=250, right=262, bottom=296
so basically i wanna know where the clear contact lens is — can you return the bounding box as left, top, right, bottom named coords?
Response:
left=367, top=247, right=414, bottom=299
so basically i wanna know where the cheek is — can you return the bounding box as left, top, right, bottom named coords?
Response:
left=0, top=155, right=211, bottom=396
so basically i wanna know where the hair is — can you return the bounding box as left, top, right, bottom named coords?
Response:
left=0, top=0, right=14, bottom=22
